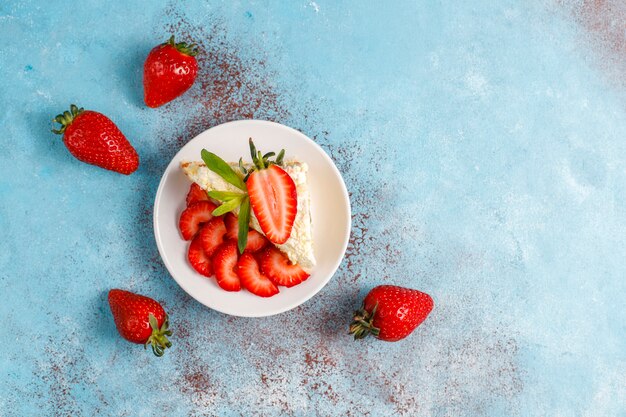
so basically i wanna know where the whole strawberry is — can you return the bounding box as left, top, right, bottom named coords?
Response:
left=144, top=35, right=199, bottom=108
left=108, top=289, right=172, bottom=356
left=52, top=105, right=139, bottom=175
left=349, top=285, right=433, bottom=342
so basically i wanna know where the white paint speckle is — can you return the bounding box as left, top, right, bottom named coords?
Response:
left=36, top=89, right=52, bottom=101
left=560, top=160, right=592, bottom=202
left=309, top=1, right=319, bottom=13
left=430, top=53, right=440, bottom=68
left=504, top=8, right=520, bottom=20
left=582, top=363, right=626, bottom=417
left=510, top=121, right=523, bottom=133
left=464, top=70, right=489, bottom=97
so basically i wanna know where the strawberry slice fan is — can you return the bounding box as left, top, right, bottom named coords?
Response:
left=179, top=138, right=312, bottom=298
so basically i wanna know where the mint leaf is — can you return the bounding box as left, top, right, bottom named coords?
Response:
left=208, top=190, right=246, bottom=202
left=211, top=197, right=243, bottom=216
left=201, top=149, right=246, bottom=191
left=238, top=197, right=250, bottom=254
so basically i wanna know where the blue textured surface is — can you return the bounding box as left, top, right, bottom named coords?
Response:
left=1, top=0, right=625, bottom=415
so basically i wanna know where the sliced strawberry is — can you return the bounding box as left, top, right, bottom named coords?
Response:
left=179, top=201, right=217, bottom=240
left=186, top=183, right=209, bottom=206
left=199, top=217, right=227, bottom=257
left=212, top=241, right=241, bottom=292
left=237, top=253, right=279, bottom=297
left=223, top=212, right=268, bottom=252
left=187, top=234, right=213, bottom=277
left=223, top=212, right=238, bottom=240
left=251, top=250, right=265, bottom=265
left=244, top=230, right=268, bottom=252
left=260, top=246, right=310, bottom=287
left=246, top=164, right=297, bottom=245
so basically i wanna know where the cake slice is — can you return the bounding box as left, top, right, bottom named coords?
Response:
left=181, top=159, right=316, bottom=272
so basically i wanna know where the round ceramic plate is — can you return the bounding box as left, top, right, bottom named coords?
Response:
left=154, top=120, right=351, bottom=317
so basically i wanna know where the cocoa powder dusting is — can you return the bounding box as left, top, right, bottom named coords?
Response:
left=148, top=8, right=527, bottom=417
left=345, top=212, right=370, bottom=283
left=561, top=0, right=626, bottom=90
left=162, top=6, right=290, bottom=144
left=158, top=8, right=296, bottom=411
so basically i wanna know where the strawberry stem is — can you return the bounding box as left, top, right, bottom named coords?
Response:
left=166, top=35, right=199, bottom=57
left=349, top=303, right=380, bottom=340
left=52, top=104, right=84, bottom=134
left=276, top=149, right=285, bottom=165
left=145, top=313, right=172, bottom=357
left=246, top=138, right=287, bottom=176
left=257, top=151, right=265, bottom=169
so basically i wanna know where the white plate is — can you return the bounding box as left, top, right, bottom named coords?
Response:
left=153, top=120, right=351, bottom=317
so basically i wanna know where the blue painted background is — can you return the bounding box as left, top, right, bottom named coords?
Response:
left=1, top=0, right=625, bottom=415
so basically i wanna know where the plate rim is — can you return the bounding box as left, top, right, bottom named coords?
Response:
left=153, top=119, right=351, bottom=317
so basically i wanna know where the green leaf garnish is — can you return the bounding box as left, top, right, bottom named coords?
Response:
left=208, top=190, right=246, bottom=202
left=212, top=197, right=243, bottom=216
left=201, top=149, right=246, bottom=191
left=238, top=197, right=250, bottom=254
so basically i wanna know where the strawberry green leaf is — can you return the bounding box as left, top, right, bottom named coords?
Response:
left=238, top=157, right=248, bottom=174
left=257, top=151, right=265, bottom=169
left=212, top=197, right=243, bottom=216
left=208, top=190, right=246, bottom=202
left=201, top=149, right=246, bottom=191
left=276, top=149, right=285, bottom=166
left=249, top=138, right=257, bottom=161
left=238, top=197, right=250, bottom=254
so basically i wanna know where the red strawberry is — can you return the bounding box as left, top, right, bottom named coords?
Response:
left=260, top=247, right=309, bottom=287
left=144, top=36, right=199, bottom=108
left=187, top=234, right=212, bottom=277
left=236, top=253, right=279, bottom=297
left=52, top=105, right=139, bottom=175
left=247, top=164, right=297, bottom=244
left=108, top=289, right=172, bottom=356
left=199, top=217, right=227, bottom=257
left=244, top=230, right=268, bottom=252
left=224, top=212, right=268, bottom=252
left=212, top=241, right=241, bottom=292
left=349, top=285, right=433, bottom=342
left=223, top=213, right=239, bottom=240
left=186, top=183, right=209, bottom=206
left=179, top=200, right=217, bottom=240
